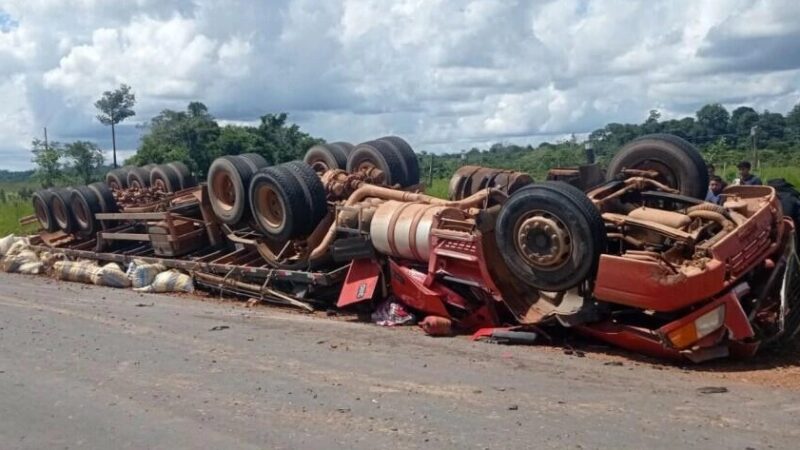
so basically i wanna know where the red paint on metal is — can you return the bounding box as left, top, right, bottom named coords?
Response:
left=337, top=259, right=381, bottom=308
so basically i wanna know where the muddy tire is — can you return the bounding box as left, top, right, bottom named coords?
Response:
left=207, top=155, right=267, bottom=225
left=378, top=136, right=420, bottom=186
left=607, top=134, right=708, bottom=199
left=105, top=167, right=131, bottom=190
left=249, top=166, right=310, bottom=241
left=87, top=182, right=118, bottom=214
left=69, top=186, right=102, bottom=238
left=166, top=161, right=196, bottom=189
left=32, top=189, right=58, bottom=232
left=347, top=140, right=408, bottom=186
left=304, top=142, right=352, bottom=172
left=51, top=188, right=77, bottom=234
left=150, top=164, right=182, bottom=193
left=282, top=161, right=328, bottom=227
left=126, top=167, right=151, bottom=189
left=496, top=181, right=606, bottom=291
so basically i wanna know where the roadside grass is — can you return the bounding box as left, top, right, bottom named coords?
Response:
left=0, top=200, right=34, bottom=236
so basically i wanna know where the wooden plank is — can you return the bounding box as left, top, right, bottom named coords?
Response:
left=99, top=232, right=152, bottom=242
left=96, top=212, right=167, bottom=220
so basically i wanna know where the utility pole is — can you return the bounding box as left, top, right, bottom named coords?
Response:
left=750, top=125, right=758, bottom=167
left=43, top=127, right=49, bottom=152
left=428, top=154, right=434, bottom=188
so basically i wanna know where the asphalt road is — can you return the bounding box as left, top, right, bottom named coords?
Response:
left=1, top=272, right=799, bottom=449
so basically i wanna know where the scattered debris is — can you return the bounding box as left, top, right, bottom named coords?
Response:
left=209, top=325, right=230, bottom=332
left=371, top=299, right=416, bottom=326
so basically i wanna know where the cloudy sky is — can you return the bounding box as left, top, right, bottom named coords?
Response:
left=1, top=0, right=799, bottom=170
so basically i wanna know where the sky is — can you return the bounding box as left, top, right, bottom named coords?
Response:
left=1, top=0, right=799, bottom=171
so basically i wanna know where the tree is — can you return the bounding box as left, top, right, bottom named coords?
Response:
left=0, top=188, right=6, bottom=203
left=696, top=103, right=731, bottom=138
left=65, top=141, right=104, bottom=184
left=95, top=84, right=136, bottom=168
left=31, top=138, right=63, bottom=188
left=730, top=106, right=759, bottom=145
left=129, top=102, right=220, bottom=174
left=211, top=126, right=269, bottom=162
left=787, top=102, right=800, bottom=142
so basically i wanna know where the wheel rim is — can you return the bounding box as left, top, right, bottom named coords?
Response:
left=514, top=210, right=572, bottom=270
left=211, top=170, right=237, bottom=211
left=309, top=160, right=330, bottom=173
left=354, top=159, right=386, bottom=184
left=256, top=184, right=285, bottom=231
left=153, top=177, right=168, bottom=192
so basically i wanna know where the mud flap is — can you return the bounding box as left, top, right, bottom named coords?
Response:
left=337, top=259, right=381, bottom=308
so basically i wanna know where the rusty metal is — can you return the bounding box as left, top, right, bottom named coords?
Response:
left=448, top=165, right=533, bottom=200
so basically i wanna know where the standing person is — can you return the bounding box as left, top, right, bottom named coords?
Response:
left=707, top=163, right=716, bottom=178
left=706, top=176, right=725, bottom=204
left=732, top=161, right=762, bottom=186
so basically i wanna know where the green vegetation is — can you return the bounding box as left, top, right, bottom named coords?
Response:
left=127, top=104, right=323, bottom=176
left=95, top=84, right=136, bottom=168
left=0, top=190, right=35, bottom=236
left=424, top=102, right=800, bottom=186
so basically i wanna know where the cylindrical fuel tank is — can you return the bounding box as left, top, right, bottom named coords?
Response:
left=370, top=201, right=466, bottom=261
left=448, top=165, right=533, bottom=200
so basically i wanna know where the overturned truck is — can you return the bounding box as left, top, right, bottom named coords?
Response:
left=21, top=134, right=800, bottom=362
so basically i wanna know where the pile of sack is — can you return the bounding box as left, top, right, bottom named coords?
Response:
left=1, top=233, right=193, bottom=294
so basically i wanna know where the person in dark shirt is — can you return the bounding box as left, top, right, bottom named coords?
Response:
left=705, top=175, right=725, bottom=204
left=734, top=161, right=762, bottom=186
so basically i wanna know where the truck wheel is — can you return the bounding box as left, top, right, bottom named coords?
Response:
left=378, top=136, right=420, bottom=186
left=126, top=167, right=151, bottom=189
left=32, top=189, right=58, bottom=232
left=88, top=182, right=118, bottom=213
left=69, top=186, right=102, bottom=238
left=208, top=155, right=265, bottom=225
left=105, top=168, right=131, bottom=190
left=496, top=181, right=606, bottom=291
left=607, top=134, right=708, bottom=199
left=282, top=161, right=328, bottom=228
left=150, top=164, right=181, bottom=193
left=249, top=166, right=309, bottom=241
left=347, top=140, right=407, bottom=186
left=304, top=143, right=351, bottom=172
left=167, top=161, right=196, bottom=189
left=51, top=188, right=77, bottom=234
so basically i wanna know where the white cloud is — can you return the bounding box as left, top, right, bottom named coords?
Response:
left=0, top=0, right=799, bottom=170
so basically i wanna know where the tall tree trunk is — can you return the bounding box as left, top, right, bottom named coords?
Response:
left=111, top=122, right=117, bottom=168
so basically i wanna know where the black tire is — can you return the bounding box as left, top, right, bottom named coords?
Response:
left=249, top=167, right=310, bottom=241
left=126, top=167, right=151, bottom=189
left=379, top=136, right=420, bottom=186
left=282, top=161, right=328, bottom=228
left=51, top=188, right=77, bottom=234
left=238, top=153, right=269, bottom=171
left=347, top=140, right=408, bottom=186
left=87, top=182, right=118, bottom=213
left=69, top=186, right=102, bottom=238
left=496, top=181, right=606, bottom=291
left=32, top=189, right=58, bottom=232
left=304, top=143, right=350, bottom=172
left=607, top=134, right=708, bottom=199
left=150, top=164, right=182, bottom=193
left=167, top=161, right=196, bottom=189
left=329, top=142, right=354, bottom=157
left=207, top=155, right=263, bottom=225
left=105, top=168, right=130, bottom=190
